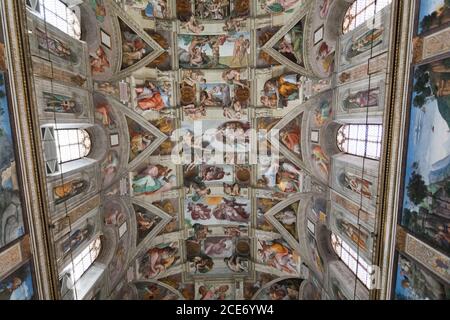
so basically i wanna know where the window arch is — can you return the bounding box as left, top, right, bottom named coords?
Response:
left=337, top=124, right=382, bottom=160
left=342, top=0, right=391, bottom=34
left=27, top=0, right=81, bottom=39
left=331, top=233, right=374, bottom=288
left=55, top=129, right=92, bottom=164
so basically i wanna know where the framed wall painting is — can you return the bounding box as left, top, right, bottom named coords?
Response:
left=393, top=253, right=450, bottom=300
left=398, top=54, right=450, bottom=255
left=416, top=0, right=450, bottom=36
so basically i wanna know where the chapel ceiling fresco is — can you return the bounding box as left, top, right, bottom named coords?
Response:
left=16, top=0, right=406, bottom=301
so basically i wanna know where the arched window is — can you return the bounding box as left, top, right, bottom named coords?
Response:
left=337, top=124, right=382, bottom=160
left=27, top=0, right=81, bottom=39
left=69, top=237, right=102, bottom=283
left=60, top=236, right=102, bottom=299
left=342, top=0, right=391, bottom=34
left=331, top=233, right=374, bottom=288
left=55, top=129, right=91, bottom=163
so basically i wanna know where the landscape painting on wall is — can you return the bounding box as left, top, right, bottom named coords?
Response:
left=393, top=254, right=450, bottom=300
left=417, top=0, right=450, bottom=35
left=399, top=57, right=450, bottom=254
left=0, top=71, right=25, bottom=250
